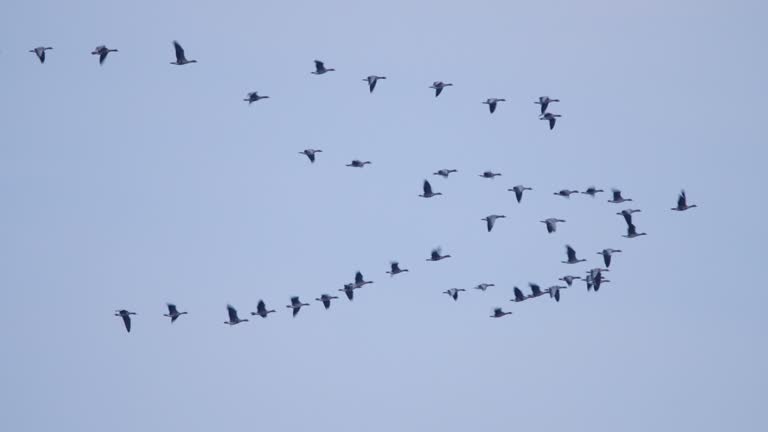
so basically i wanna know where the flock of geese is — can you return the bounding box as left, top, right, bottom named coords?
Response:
left=22, top=40, right=698, bottom=332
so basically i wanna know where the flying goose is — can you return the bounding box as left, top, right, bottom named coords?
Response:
left=363, top=75, right=386, bottom=92
left=540, top=112, right=561, bottom=130
left=420, top=180, right=442, bottom=198
left=491, top=308, right=512, bottom=318
left=479, top=171, right=502, bottom=179
left=299, top=149, right=322, bottom=163
left=315, top=294, right=339, bottom=310
left=163, top=303, right=187, bottom=323
left=672, top=190, right=697, bottom=211
left=244, top=92, right=270, bottom=104
left=547, top=285, right=568, bottom=302
left=386, top=261, right=409, bottom=276
left=482, top=214, right=506, bottom=232
left=541, top=218, right=566, bottom=233
left=559, top=275, right=582, bottom=287
left=563, top=245, right=586, bottom=264
left=346, top=160, right=371, bottom=168
left=338, top=283, right=357, bottom=301
left=585, top=268, right=609, bottom=292
left=511, top=286, right=527, bottom=303
left=598, top=249, right=622, bottom=268
left=250, top=300, right=276, bottom=318
left=430, top=81, right=453, bottom=97
left=617, top=209, right=642, bottom=225
left=581, top=186, right=604, bottom=197
left=91, top=45, right=118, bottom=65
left=535, top=96, right=560, bottom=115
left=554, top=189, right=579, bottom=198
left=473, top=283, right=495, bottom=291
left=286, top=296, right=310, bottom=317
left=353, top=271, right=373, bottom=288
left=608, top=189, right=632, bottom=203
left=426, top=247, right=451, bottom=261
left=224, top=305, right=248, bottom=325
left=528, top=283, right=546, bottom=298
left=170, top=41, right=197, bottom=65
left=623, top=223, right=647, bottom=238
left=443, top=288, right=466, bottom=301
left=114, top=309, right=136, bottom=333
left=312, top=60, right=335, bottom=74
left=508, top=185, right=533, bottom=203
left=29, top=46, right=53, bottom=63
left=482, top=98, right=506, bottom=114
left=433, top=169, right=458, bottom=178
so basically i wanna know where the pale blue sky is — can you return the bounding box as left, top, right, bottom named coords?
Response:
left=1, top=1, right=766, bottom=431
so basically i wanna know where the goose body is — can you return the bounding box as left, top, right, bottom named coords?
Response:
left=672, top=190, right=697, bottom=211
left=353, top=271, right=373, bottom=288
left=554, top=189, right=579, bottom=198
left=559, top=275, right=582, bottom=286
left=420, top=180, right=442, bottom=198
left=547, top=285, right=568, bottom=302
left=315, top=294, right=339, bottom=310
left=540, top=112, right=561, bottom=130
left=479, top=171, right=502, bottom=179
left=528, top=283, right=546, bottom=298
left=426, top=247, right=451, bottom=262
left=346, top=160, right=371, bottom=168
left=163, top=303, right=188, bottom=323
left=386, top=261, right=409, bottom=276
left=114, top=309, right=136, bottom=333
left=581, top=186, right=604, bottom=197
left=430, top=81, right=453, bottom=97
left=286, top=296, right=310, bottom=317
left=563, top=245, right=586, bottom=264
left=508, top=185, right=532, bottom=203
left=363, top=75, right=386, bottom=92
left=91, top=45, right=118, bottom=65
left=244, top=92, right=270, bottom=104
left=433, top=169, right=458, bottom=178
left=473, top=283, right=495, bottom=291
left=617, top=209, right=642, bottom=225
left=250, top=300, right=276, bottom=318
left=511, top=286, right=527, bottom=303
left=224, top=305, right=248, bottom=325
left=535, top=96, right=560, bottom=115
left=483, top=98, right=506, bottom=114
left=312, top=60, right=335, bottom=74
left=339, top=283, right=358, bottom=301
left=608, top=189, right=633, bottom=203
left=30, top=46, right=53, bottom=63
left=623, top=223, right=647, bottom=238
left=299, top=149, right=322, bottom=163
left=541, top=218, right=566, bottom=233
left=170, top=41, right=197, bottom=65
left=443, top=288, right=466, bottom=301
left=597, top=249, right=622, bottom=267
left=491, top=308, right=512, bottom=318
left=482, top=214, right=506, bottom=232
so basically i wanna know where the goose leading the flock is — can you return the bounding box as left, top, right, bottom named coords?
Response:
left=598, top=249, right=622, bottom=268
left=617, top=208, right=642, bottom=225
left=299, top=149, right=322, bottom=163
left=224, top=305, right=248, bottom=325
left=535, top=96, right=560, bottom=115
left=163, top=303, right=187, bottom=323
left=386, top=261, right=409, bottom=276
left=170, top=41, right=197, bottom=65
left=419, top=180, right=442, bottom=198
left=339, top=283, right=357, bottom=301
left=508, top=185, right=533, bottom=203
left=244, top=92, right=270, bottom=104
left=363, top=75, right=386, bottom=93
left=554, top=189, right=579, bottom=198
left=563, top=245, right=587, bottom=264
left=29, top=46, right=53, bottom=63
left=482, top=98, right=506, bottom=114
left=540, top=112, right=561, bottom=130
left=346, top=160, right=371, bottom=168
left=433, top=169, right=457, bottom=178
left=443, top=288, right=466, bottom=301
left=491, top=308, right=512, bottom=318
left=482, top=214, right=506, bottom=232
left=286, top=296, right=310, bottom=317
left=430, top=81, right=453, bottom=97
left=608, top=189, right=633, bottom=203
left=672, top=190, right=697, bottom=211
left=115, top=309, right=136, bottom=333
left=581, top=186, right=604, bottom=197
left=623, top=223, right=647, bottom=238
left=353, top=271, right=373, bottom=288
left=91, top=45, right=117, bottom=65
left=479, top=171, right=502, bottom=179
left=250, top=300, right=276, bottom=318
left=312, top=60, right=335, bottom=75
left=315, top=294, right=339, bottom=310
left=426, top=247, right=451, bottom=262
left=541, top=218, right=566, bottom=233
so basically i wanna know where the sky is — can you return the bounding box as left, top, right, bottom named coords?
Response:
left=1, top=0, right=767, bottom=430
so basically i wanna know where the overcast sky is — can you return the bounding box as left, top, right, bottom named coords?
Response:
left=1, top=1, right=766, bottom=431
